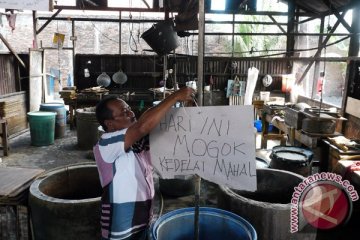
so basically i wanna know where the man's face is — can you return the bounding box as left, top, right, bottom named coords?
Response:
left=105, top=99, right=136, bottom=131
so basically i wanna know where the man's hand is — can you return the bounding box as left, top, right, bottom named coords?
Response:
left=173, top=87, right=195, bottom=102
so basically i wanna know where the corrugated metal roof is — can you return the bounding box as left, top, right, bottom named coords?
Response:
left=281, top=0, right=355, bottom=15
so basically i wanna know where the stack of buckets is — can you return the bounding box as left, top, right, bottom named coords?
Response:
left=27, top=103, right=66, bottom=146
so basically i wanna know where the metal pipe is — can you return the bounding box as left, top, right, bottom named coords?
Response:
left=195, top=0, right=205, bottom=239
left=197, top=0, right=205, bottom=107
left=163, top=55, right=167, bottom=99
left=194, top=175, right=201, bottom=240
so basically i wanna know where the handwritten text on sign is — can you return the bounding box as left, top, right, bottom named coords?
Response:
left=150, top=105, right=257, bottom=191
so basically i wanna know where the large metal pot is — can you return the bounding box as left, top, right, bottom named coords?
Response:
left=141, top=20, right=179, bottom=55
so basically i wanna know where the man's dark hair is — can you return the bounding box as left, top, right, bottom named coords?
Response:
left=95, top=96, right=118, bottom=132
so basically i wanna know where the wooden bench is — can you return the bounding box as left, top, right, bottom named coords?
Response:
left=0, top=167, right=44, bottom=239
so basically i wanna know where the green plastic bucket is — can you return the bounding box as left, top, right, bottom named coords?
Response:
left=27, top=111, right=57, bottom=146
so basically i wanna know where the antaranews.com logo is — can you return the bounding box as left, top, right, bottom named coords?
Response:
left=290, top=171, right=359, bottom=233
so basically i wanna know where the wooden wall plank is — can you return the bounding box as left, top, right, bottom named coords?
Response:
left=0, top=55, right=17, bottom=95
left=75, top=54, right=290, bottom=92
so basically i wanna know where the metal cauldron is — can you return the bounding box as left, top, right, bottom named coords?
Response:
left=141, top=20, right=179, bottom=56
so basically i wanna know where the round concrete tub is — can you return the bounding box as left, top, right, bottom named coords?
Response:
left=29, top=164, right=102, bottom=240
left=217, top=168, right=317, bottom=240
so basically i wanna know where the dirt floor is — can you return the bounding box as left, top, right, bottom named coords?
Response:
left=1, top=128, right=93, bottom=170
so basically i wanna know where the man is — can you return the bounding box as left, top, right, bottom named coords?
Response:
left=93, top=87, right=194, bottom=240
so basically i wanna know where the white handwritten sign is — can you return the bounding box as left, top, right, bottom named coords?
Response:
left=150, top=105, right=257, bottom=191
left=0, top=0, right=52, bottom=11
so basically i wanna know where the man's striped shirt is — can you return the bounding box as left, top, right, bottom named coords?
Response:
left=93, top=129, right=154, bottom=240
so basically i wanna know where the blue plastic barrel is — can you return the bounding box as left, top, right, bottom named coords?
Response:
left=151, top=207, right=257, bottom=240
left=40, top=103, right=66, bottom=138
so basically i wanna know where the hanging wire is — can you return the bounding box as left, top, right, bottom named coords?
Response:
left=319, top=12, right=332, bottom=112
left=128, top=0, right=138, bottom=53
left=137, top=12, right=142, bottom=44
left=80, top=0, right=119, bottom=44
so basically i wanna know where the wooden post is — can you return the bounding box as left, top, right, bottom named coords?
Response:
left=32, top=11, right=38, bottom=49
left=0, top=33, right=26, bottom=69
left=286, top=0, right=295, bottom=58
left=286, top=0, right=296, bottom=75
left=197, top=0, right=205, bottom=106
left=119, top=11, right=122, bottom=54
left=342, top=2, right=360, bottom=115
left=194, top=2, right=205, bottom=239
left=72, top=20, right=76, bottom=86
left=36, top=9, right=62, bottom=35
left=232, top=13, right=235, bottom=57
left=296, top=11, right=347, bottom=84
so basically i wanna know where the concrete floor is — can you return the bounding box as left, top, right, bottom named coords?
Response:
left=1, top=128, right=93, bottom=170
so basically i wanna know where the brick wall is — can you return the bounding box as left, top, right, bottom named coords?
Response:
left=0, top=12, right=214, bottom=88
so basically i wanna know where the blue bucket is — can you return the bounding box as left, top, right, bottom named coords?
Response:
left=40, top=103, right=66, bottom=138
left=254, top=120, right=273, bottom=132
left=151, top=207, right=257, bottom=240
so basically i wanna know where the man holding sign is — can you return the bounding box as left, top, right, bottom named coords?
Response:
left=93, top=87, right=194, bottom=240
left=150, top=105, right=257, bottom=191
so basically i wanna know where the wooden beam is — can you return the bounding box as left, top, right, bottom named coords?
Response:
left=72, top=20, right=76, bottom=87
left=206, top=20, right=288, bottom=25
left=32, top=11, right=38, bottom=49
left=342, top=1, right=360, bottom=115
left=296, top=11, right=347, bottom=84
left=268, top=15, right=286, bottom=34
left=54, top=5, right=316, bottom=16
left=36, top=9, right=62, bottom=35
left=298, top=16, right=318, bottom=24
left=140, top=0, right=150, bottom=9
left=190, top=32, right=351, bottom=36
left=39, top=16, right=289, bottom=25
left=173, top=56, right=360, bottom=62
left=55, top=5, right=159, bottom=12
left=322, top=0, right=352, bottom=33
left=0, top=33, right=27, bottom=69
left=204, top=10, right=315, bottom=17
left=231, top=14, right=235, bottom=57
left=321, top=2, right=358, bottom=17
left=286, top=0, right=296, bottom=58
left=119, top=11, right=122, bottom=54
left=197, top=0, right=205, bottom=106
